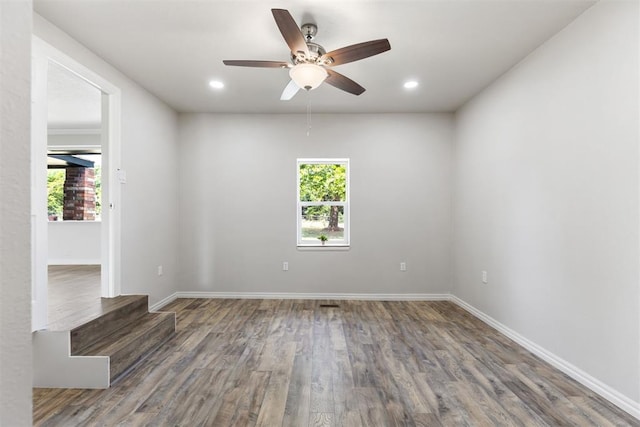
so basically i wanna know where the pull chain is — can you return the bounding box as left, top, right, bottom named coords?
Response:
left=306, top=90, right=312, bottom=137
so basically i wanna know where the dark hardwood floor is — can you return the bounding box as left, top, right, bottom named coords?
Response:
left=33, top=299, right=638, bottom=426
left=47, top=265, right=102, bottom=331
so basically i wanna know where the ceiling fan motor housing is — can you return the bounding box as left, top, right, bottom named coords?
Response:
left=293, top=41, right=326, bottom=64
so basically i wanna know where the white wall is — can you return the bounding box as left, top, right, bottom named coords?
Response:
left=178, top=113, right=453, bottom=295
left=34, top=15, right=180, bottom=307
left=0, top=1, right=33, bottom=424
left=48, top=221, right=101, bottom=265
left=453, top=0, right=639, bottom=407
left=48, top=132, right=101, bottom=148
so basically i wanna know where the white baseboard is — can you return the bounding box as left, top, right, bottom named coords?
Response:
left=149, top=293, right=179, bottom=312
left=450, top=295, right=640, bottom=420
left=172, top=291, right=451, bottom=302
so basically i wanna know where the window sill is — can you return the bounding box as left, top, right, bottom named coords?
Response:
left=297, top=244, right=350, bottom=252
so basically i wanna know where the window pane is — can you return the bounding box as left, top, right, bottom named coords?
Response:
left=301, top=205, right=345, bottom=241
left=47, top=169, right=65, bottom=220
left=46, top=154, right=102, bottom=221
left=299, top=163, right=346, bottom=202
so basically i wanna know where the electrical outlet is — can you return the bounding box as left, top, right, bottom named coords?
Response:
left=282, top=261, right=289, bottom=271
left=157, top=265, right=163, bottom=276
left=400, top=262, right=407, bottom=272
left=482, top=270, right=487, bottom=284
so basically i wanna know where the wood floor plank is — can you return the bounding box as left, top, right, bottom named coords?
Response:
left=46, top=265, right=101, bottom=330
left=310, top=323, right=335, bottom=413
left=255, top=341, right=297, bottom=427
left=33, top=299, right=640, bottom=426
left=283, top=353, right=312, bottom=427
left=413, top=412, right=444, bottom=427
left=309, top=412, right=334, bottom=427
left=332, top=380, right=355, bottom=427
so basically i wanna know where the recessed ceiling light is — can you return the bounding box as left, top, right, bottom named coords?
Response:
left=208, top=80, right=224, bottom=89
left=403, top=80, right=419, bottom=89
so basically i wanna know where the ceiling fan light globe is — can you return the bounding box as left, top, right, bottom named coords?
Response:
left=289, top=63, right=327, bottom=91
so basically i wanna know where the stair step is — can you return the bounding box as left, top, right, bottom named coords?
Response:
left=74, top=311, right=176, bottom=381
left=70, top=295, right=149, bottom=354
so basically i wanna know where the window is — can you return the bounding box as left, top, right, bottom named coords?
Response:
left=297, top=159, right=349, bottom=247
left=47, top=151, right=101, bottom=221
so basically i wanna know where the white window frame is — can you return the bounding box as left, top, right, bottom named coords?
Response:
left=297, top=158, right=350, bottom=248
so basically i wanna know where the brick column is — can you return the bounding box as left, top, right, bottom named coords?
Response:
left=63, top=167, right=96, bottom=220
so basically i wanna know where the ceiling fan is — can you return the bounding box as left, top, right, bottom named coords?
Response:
left=223, top=9, right=391, bottom=100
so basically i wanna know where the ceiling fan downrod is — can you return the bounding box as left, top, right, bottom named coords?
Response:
left=301, top=23, right=317, bottom=41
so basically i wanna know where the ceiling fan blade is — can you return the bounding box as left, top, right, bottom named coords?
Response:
left=280, top=80, right=300, bottom=101
left=321, top=39, right=391, bottom=66
left=223, top=60, right=290, bottom=68
left=325, top=70, right=365, bottom=96
left=272, top=9, right=309, bottom=57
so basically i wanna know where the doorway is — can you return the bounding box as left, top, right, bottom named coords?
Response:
left=31, top=38, right=122, bottom=332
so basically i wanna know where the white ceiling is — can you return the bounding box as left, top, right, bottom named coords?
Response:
left=47, top=61, right=101, bottom=130
left=35, top=0, right=596, bottom=115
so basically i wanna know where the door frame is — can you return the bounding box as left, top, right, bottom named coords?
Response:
left=31, top=37, right=122, bottom=331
